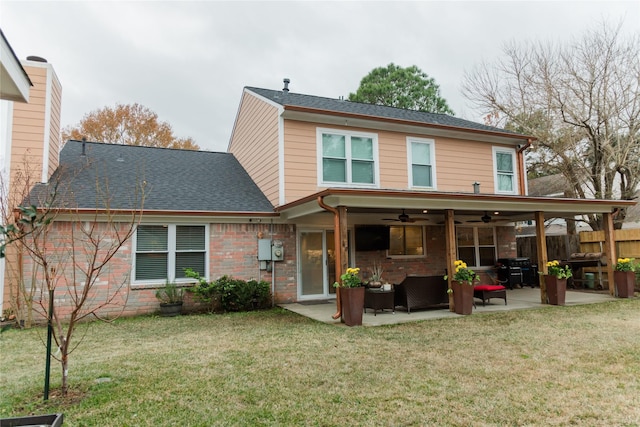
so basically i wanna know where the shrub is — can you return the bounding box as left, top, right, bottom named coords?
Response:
left=184, top=269, right=271, bottom=312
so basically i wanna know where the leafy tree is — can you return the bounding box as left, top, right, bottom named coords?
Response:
left=349, top=63, right=454, bottom=115
left=62, top=103, right=199, bottom=150
left=462, top=22, right=639, bottom=230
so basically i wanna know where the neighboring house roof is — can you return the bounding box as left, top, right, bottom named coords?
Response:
left=29, top=140, right=274, bottom=213
left=527, top=174, right=573, bottom=197
left=0, top=28, right=32, bottom=102
left=246, top=86, right=532, bottom=141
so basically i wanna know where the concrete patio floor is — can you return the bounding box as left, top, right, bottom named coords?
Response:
left=280, top=287, right=618, bottom=326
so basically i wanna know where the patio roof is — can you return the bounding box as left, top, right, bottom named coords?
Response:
left=276, top=188, right=636, bottom=223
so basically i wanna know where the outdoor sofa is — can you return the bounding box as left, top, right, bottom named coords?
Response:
left=394, top=275, right=449, bottom=313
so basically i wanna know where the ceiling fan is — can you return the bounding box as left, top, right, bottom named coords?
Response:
left=468, top=211, right=499, bottom=223
left=383, top=209, right=429, bottom=223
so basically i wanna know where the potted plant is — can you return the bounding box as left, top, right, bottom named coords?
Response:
left=613, top=258, right=636, bottom=298
left=334, top=267, right=365, bottom=326
left=544, top=260, right=572, bottom=305
left=368, top=261, right=384, bottom=288
left=444, top=260, right=479, bottom=315
left=155, top=281, right=184, bottom=317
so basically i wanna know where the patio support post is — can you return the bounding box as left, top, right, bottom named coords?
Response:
left=534, top=211, right=548, bottom=304
left=602, top=211, right=617, bottom=296
left=444, top=209, right=457, bottom=312
left=317, top=196, right=347, bottom=320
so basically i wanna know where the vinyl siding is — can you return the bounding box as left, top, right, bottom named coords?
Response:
left=229, top=91, right=280, bottom=206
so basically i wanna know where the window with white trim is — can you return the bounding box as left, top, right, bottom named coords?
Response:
left=134, top=224, right=207, bottom=282
left=407, top=137, right=436, bottom=188
left=317, top=128, right=378, bottom=186
left=456, top=226, right=496, bottom=268
left=493, top=147, right=516, bottom=193
left=389, top=225, right=425, bottom=257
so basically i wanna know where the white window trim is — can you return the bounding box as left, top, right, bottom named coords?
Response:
left=456, top=226, right=497, bottom=268
left=492, top=146, right=518, bottom=194
left=386, top=225, right=427, bottom=259
left=316, top=127, right=380, bottom=188
left=132, top=223, right=209, bottom=286
left=406, top=137, right=437, bottom=190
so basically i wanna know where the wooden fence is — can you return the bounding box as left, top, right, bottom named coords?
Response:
left=517, top=228, right=640, bottom=289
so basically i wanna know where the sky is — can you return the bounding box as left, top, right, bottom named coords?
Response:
left=1, top=1, right=638, bottom=152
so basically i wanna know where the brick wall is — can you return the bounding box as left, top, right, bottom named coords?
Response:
left=16, top=220, right=299, bottom=322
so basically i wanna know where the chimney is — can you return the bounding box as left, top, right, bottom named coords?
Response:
left=282, top=78, right=290, bottom=92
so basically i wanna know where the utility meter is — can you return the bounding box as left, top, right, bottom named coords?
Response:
left=272, top=240, right=284, bottom=261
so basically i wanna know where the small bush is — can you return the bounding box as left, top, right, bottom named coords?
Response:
left=184, top=269, right=271, bottom=312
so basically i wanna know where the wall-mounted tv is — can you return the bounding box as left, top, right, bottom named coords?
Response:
left=355, top=225, right=390, bottom=251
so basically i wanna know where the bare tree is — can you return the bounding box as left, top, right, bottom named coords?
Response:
left=7, top=159, right=145, bottom=396
left=462, top=21, right=640, bottom=229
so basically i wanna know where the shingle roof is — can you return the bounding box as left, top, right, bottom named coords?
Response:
left=246, top=87, right=528, bottom=138
left=29, top=141, right=274, bottom=213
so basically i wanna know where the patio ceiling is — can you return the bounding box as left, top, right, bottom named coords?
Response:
left=276, top=188, right=636, bottom=223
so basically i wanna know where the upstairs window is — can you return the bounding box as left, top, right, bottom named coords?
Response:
left=134, top=224, right=207, bottom=282
left=494, top=148, right=516, bottom=193
left=407, top=137, right=436, bottom=188
left=318, top=128, right=378, bottom=187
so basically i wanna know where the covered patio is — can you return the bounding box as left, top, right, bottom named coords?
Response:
left=277, top=188, right=635, bottom=318
left=281, top=287, right=617, bottom=326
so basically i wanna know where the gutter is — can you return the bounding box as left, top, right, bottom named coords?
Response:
left=517, top=138, right=533, bottom=196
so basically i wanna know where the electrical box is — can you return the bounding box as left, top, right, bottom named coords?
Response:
left=272, top=240, right=284, bottom=261
left=258, top=239, right=272, bottom=261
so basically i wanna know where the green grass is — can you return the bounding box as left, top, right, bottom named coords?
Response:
left=1, top=300, right=640, bottom=426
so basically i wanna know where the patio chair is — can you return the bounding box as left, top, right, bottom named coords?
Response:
left=473, top=269, right=507, bottom=306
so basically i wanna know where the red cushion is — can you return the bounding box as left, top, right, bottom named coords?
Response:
left=474, top=285, right=506, bottom=292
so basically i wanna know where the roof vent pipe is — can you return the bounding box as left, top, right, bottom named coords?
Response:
left=81, top=137, right=86, bottom=156
left=282, top=78, right=290, bottom=92
left=473, top=182, right=480, bottom=194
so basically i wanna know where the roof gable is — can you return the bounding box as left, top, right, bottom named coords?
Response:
left=30, top=141, right=274, bottom=213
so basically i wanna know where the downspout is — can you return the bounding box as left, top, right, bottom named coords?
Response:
left=516, top=138, right=533, bottom=196
left=317, top=196, right=343, bottom=320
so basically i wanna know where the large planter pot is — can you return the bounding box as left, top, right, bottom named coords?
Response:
left=340, top=286, right=365, bottom=326
left=544, top=275, right=566, bottom=306
left=614, top=271, right=635, bottom=298
left=452, top=281, right=474, bottom=315
left=159, top=302, right=183, bottom=317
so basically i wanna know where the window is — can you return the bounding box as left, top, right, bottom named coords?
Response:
left=134, top=225, right=207, bottom=282
left=389, top=226, right=424, bottom=256
left=494, top=147, right=516, bottom=193
left=318, top=128, right=378, bottom=186
left=407, top=137, right=436, bottom=188
left=456, top=226, right=496, bottom=268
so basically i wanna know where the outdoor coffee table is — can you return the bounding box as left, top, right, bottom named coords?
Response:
left=364, top=288, right=395, bottom=316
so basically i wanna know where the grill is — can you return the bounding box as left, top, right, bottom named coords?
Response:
left=496, top=257, right=538, bottom=289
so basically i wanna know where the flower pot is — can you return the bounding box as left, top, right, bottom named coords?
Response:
left=544, top=275, right=566, bottom=306
left=452, top=281, right=474, bottom=315
left=614, top=271, right=635, bottom=298
left=340, top=286, right=365, bottom=326
left=159, top=302, right=183, bottom=317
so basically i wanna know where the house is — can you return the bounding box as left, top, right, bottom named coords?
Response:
left=1, top=29, right=62, bottom=316
left=14, top=82, right=635, bottom=320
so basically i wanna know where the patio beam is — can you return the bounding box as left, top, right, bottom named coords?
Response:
left=534, top=211, right=548, bottom=304
left=602, top=212, right=617, bottom=296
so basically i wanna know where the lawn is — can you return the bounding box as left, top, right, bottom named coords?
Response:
left=1, top=299, right=639, bottom=426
